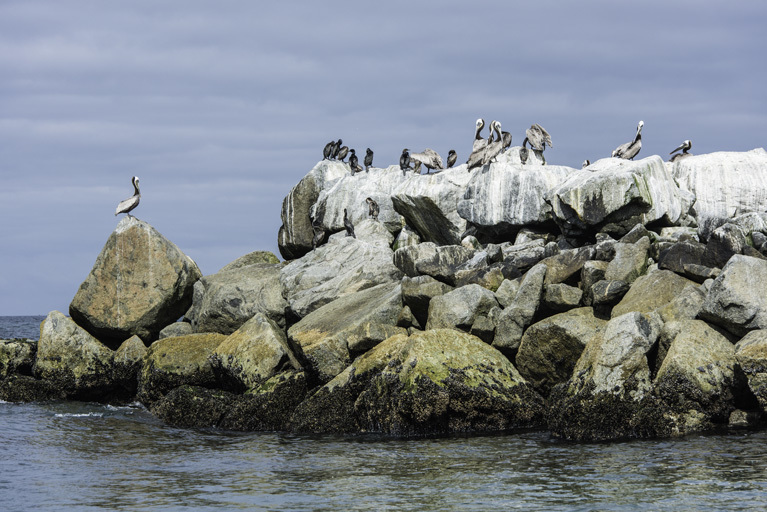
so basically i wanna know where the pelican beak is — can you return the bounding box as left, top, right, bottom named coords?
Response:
left=670, top=143, right=685, bottom=155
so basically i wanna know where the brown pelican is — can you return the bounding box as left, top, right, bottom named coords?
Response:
left=349, top=149, right=364, bottom=174
left=410, top=148, right=444, bottom=174
left=446, top=149, right=457, bottom=168
left=612, top=121, right=643, bottom=160
left=115, top=176, right=140, bottom=217
left=331, top=139, right=343, bottom=159
left=365, top=197, right=379, bottom=221
left=482, top=121, right=505, bottom=165
left=501, top=130, right=512, bottom=151
left=343, top=208, right=356, bottom=238
left=364, top=148, right=374, bottom=171
left=669, top=140, right=692, bottom=162
left=323, top=141, right=334, bottom=160
left=582, top=159, right=590, bottom=168
left=399, top=149, right=411, bottom=175
left=467, top=119, right=495, bottom=170
left=472, top=118, right=487, bottom=152
left=337, top=145, right=349, bottom=162
left=523, top=124, right=553, bottom=165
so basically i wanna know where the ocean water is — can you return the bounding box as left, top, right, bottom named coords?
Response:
left=3, top=316, right=767, bottom=511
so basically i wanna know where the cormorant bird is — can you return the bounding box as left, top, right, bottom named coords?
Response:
left=364, top=148, right=374, bottom=171
left=522, top=124, right=553, bottom=165
left=365, top=197, right=379, bottom=221
left=410, top=148, right=444, bottom=174
left=612, top=121, right=644, bottom=160
left=669, top=140, right=692, bottom=162
left=323, top=141, right=334, bottom=160
left=115, top=176, right=141, bottom=217
left=446, top=149, right=457, bottom=168
left=337, top=145, right=349, bottom=162
left=343, top=208, right=356, bottom=238
left=349, top=149, right=364, bottom=174
left=331, top=139, right=343, bottom=159
left=399, top=148, right=411, bottom=175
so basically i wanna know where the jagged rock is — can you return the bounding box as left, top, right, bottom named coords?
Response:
left=493, top=263, right=547, bottom=354
left=187, top=263, right=287, bottom=334
left=0, top=339, right=36, bottom=379
left=659, top=226, right=699, bottom=242
left=703, top=223, right=748, bottom=268
left=34, top=311, right=116, bottom=399
left=391, top=166, right=473, bottom=245
left=543, top=283, right=583, bottom=312
left=735, top=330, right=767, bottom=411
left=605, top=237, right=650, bottom=284
left=655, top=285, right=706, bottom=323
left=541, top=246, right=596, bottom=286
left=657, top=240, right=708, bottom=274
left=590, top=280, right=630, bottom=306
left=457, top=163, right=574, bottom=238
left=494, top=277, right=521, bottom=308
left=152, top=385, right=239, bottom=428
left=515, top=228, right=556, bottom=245
left=396, top=305, right=420, bottom=330
left=278, top=160, right=349, bottom=259
left=415, top=245, right=480, bottom=285
left=280, top=236, right=402, bottom=319
left=112, top=334, right=146, bottom=397
left=454, top=262, right=513, bottom=291
left=137, top=333, right=227, bottom=407
left=581, top=260, right=608, bottom=306
left=0, top=375, right=65, bottom=403
left=461, top=235, right=483, bottom=250
left=611, top=269, right=698, bottom=318
left=547, top=156, right=685, bottom=237
left=159, top=322, right=193, bottom=339
left=287, top=283, right=404, bottom=383
left=401, top=275, right=453, bottom=328
left=485, top=243, right=503, bottom=263
left=291, top=329, right=545, bottom=435
left=681, top=264, right=720, bottom=283
left=501, top=239, right=547, bottom=272
left=425, top=284, right=499, bottom=331
left=392, top=225, right=421, bottom=251
left=594, top=233, right=617, bottom=261
left=211, top=313, right=301, bottom=392
left=470, top=315, right=496, bottom=344
left=328, top=218, right=395, bottom=248
left=672, top=149, right=767, bottom=225
left=219, top=251, right=280, bottom=272
left=547, top=312, right=665, bottom=441
left=700, top=255, right=767, bottom=336
left=69, top=217, right=202, bottom=348
left=393, top=242, right=438, bottom=277
left=620, top=223, right=655, bottom=244
left=654, top=320, right=741, bottom=432
left=516, top=307, right=607, bottom=396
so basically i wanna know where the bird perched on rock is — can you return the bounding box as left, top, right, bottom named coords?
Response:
left=522, top=124, right=553, bottom=165
left=410, top=148, right=444, bottom=174
left=502, top=130, right=512, bottom=151
left=612, top=121, right=643, bottom=160
left=467, top=119, right=496, bottom=170
left=349, top=149, right=364, bottom=174
left=115, top=176, right=141, bottom=217
left=364, top=148, right=374, bottom=171
left=343, top=208, right=356, bottom=238
left=399, top=148, right=411, bottom=175
left=669, top=140, right=692, bottom=162
left=582, top=159, right=591, bottom=168
left=365, top=197, right=379, bottom=221
left=331, top=139, right=343, bottom=159
left=482, top=121, right=505, bottom=165
left=446, top=149, right=457, bottom=168
left=337, top=145, right=349, bottom=162
left=323, top=141, right=334, bottom=160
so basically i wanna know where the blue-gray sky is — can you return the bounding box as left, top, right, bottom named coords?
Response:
left=1, top=0, right=765, bottom=315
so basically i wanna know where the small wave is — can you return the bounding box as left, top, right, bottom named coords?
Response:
left=54, top=412, right=105, bottom=418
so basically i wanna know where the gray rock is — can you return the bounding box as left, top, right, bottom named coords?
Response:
left=514, top=228, right=557, bottom=246
left=605, top=236, right=650, bottom=284
left=396, top=305, right=420, bottom=330
left=393, top=242, right=438, bottom=278
left=657, top=240, right=708, bottom=274
left=581, top=260, right=608, bottom=306
left=328, top=218, right=395, bottom=248
left=735, top=330, right=767, bottom=411
left=620, top=223, right=655, bottom=244
left=425, top=284, right=499, bottom=331
left=700, top=255, right=767, bottom=336
left=543, top=284, right=583, bottom=312
left=291, top=329, right=545, bottom=435
left=287, top=283, right=404, bottom=383
left=219, top=251, right=280, bottom=272
left=548, top=155, right=685, bottom=236
left=493, top=263, right=547, bottom=354
left=681, top=264, right=720, bottom=283
left=113, top=334, right=147, bottom=397
left=392, top=225, right=422, bottom=251
left=703, top=223, right=747, bottom=268
left=0, top=339, right=36, bottom=379
left=485, top=243, right=504, bottom=263
left=187, top=263, right=287, bottom=334
left=159, top=322, right=193, bottom=339
left=280, top=236, right=402, bottom=319
left=654, top=285, right=706, bottom=323
left=277, top=159, right=349, bottom=259
left=69, top=217, right=202, bottom=347
left=455, top=262, right=512, bottom=292
left=461, top=235, right=483, bottom=250
left=541, top=246, right=596, bottom=286
left=401, top=275, right=454, bottom=327
left=611, top=269, right=698, bottom=318
left=470, top=315, right=496, bottom=344
left=494, top=277, right=521, bottom=309
left=501, top=239, right=547, bottom=272
left=516, top=307, right=607, bottom=396
left=590, top=280, right=630, bottom=307
left=415, top=245, right=480, bottom=285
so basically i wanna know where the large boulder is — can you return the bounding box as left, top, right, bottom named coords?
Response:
left=735, top=330, right=767, bottom=411
left=287, top=283, right=404, bottom=383
left=34, top=311, right=116, bottom=399
left=186, top=263, right=287, bottom=334
left=291, top=329, right=545, bottom=435
left=0, top=339, right=36, bottom=379
left=604, top=237, right=650, bottom=284
left=547, top=156, right=685, bottom=236
left=699, top=255, right=767, bottom=336
left=672, top=149, right=767, bottom=225
left=219, top=251, right=280, bottom=272
left=425, top=284, right=499, bottom=331
left=280, top=236, right=402, bottom=319
left=401, top=275, right=454, bottom=327
left=457, top=162, right=574, bottom=238
left=391, top=165, right=473, bottom=245
left=69, top=217, right=202, bottom=347
left=277, top=159, right=349, bottom=259
left=611, top=269, right=698, bottom=318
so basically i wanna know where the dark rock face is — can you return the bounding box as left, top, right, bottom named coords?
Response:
left=0, top=339, right=36, bottom=379
left=69, top=217, right=202, bottom=347
left=401, top=275, right=453, bottom=328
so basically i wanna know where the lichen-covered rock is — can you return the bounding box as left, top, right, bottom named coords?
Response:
left=69, top=217, right=202, bottom=347
left=393, top=242, right=438, bottom=278
left=278, top=159, right=349, bottom=259
left=540, top=246, right=596, bottom=286
left=581, top=260, right=608, bottom=306
left=735, top=330, right=767, bottom=411
left=699, top=255, right=767, bottom=336
left=34, top=311, right=116, bottom=400
left=547, top=155, right=684, bottom=236
left=0, top=339, right=36, bottom=379
left=112, top=334, right=147, bottom=397
left=401, top=275, right=454, bottom=328
left=542, top=283, right=583, bottom=312
left=612, top=269, right=698, bottom=318
left=211, top=313, right=301, bottom=392
left=501, top=239, right=547, bottom=273
left=425, top=284, right=499, bottom=332
left=186, top=262, right=287, bottom=334
left=219, top=251, right=280, bottom=272
left=415, top=245, right=479, bottom=285
left=287, top=283, right=404, bottom=383
left=590, top=280, right=630, bottom=307
left=159, top=322, right=193, bottom=339
left=516, top=308, right=607, bottom=396
left=291, top=329, right=545, bottom=436
left=657, top=240, right=707, bottom=275
left=604, top=237, right=650, bottom=284
left=280, top=236, right=402, bottom=319
left=703, top=223, right=748, bottom=268
left=0, top=374, right=65, bottom=402
left=493, top=263, right=547, bottom=354
left=137, top=333, right=226, bottom=407
left=151, top=385, right=239, bottom=428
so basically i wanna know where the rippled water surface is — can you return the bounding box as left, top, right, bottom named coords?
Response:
left=3, top=317, right=767, bottom=511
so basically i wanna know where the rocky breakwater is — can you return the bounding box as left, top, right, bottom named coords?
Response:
left=5, top=146, right=767, bottom=441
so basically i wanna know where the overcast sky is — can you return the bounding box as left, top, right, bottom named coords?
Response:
left=1, top=0, right=765, bottom=315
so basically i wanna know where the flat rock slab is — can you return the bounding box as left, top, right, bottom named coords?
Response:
left=69, top=217, right=202, bottom=347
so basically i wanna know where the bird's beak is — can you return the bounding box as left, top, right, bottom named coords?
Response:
left=670, top=143, right=685, bottom=155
